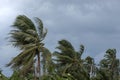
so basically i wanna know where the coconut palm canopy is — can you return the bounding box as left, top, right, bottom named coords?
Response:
left=6, top=15, right=47, bottom=76
left=53, top=39, right=89, bottom=80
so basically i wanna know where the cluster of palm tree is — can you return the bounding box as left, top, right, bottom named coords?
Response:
left=0, top=15, right=120, bottom=80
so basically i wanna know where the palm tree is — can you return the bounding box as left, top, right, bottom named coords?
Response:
left=53, top=39, right=89, bottom=80
left=41, top=48, right=52, bottom=75
left=6, top=15, right=47, bottom=79
left=99, top=49, right=120, bottom=80
left=84, top=56, right=96, bottom=78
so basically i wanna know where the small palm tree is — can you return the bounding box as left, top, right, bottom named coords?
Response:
left=6, top=15, right=47, bottom=79
left=53, top=39, right=89, bottom=80
left=99, top=49, right=120, bottom=80
left=84, top=56, right=96, bottom=78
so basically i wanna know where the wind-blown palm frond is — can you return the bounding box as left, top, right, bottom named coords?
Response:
left=12, top=15, right=36, bottom=31
left=34, top=17, right=47, bottom=41
left=79, top=44, right=84, bottom=57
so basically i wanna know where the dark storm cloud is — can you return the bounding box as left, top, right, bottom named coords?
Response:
left=1, top=0, right=120, bottom=57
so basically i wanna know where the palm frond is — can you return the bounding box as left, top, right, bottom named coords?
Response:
left=34, top=17, right=47, bottom=41
left=79, top=44, right=84, bottom=56
left=58, top=39, right=74, bottom=50
left=6, top=46, right=37, bottom=68
left=20, top=52, right=35, bottom=75
left=53, top=53, right=73, bottom=62
left=12, top=15, right=36, bottom=31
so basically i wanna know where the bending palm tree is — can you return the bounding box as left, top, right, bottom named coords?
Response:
left=99, top=49, right=120, bottom=80
left=53, top=39, right=89, bottom=80
left=6, top=15, right=47, bottom=79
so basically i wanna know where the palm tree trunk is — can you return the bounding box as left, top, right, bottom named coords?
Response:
left=34, top=65, right=37, bottom=80
left=43, top=57, right=46, bottom=75
left=37, top=52, right=41, bottom=80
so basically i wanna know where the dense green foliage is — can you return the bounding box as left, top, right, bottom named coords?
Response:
left=0, top=15, right=120, bottom=80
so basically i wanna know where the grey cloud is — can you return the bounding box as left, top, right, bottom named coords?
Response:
left=0, top=0, right=119, bottom=57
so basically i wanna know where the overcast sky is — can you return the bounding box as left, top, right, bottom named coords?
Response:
left=0, top=0, right=120, bottom=76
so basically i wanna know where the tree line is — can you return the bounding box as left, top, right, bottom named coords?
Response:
left=0, top=15, right=120, bottom=80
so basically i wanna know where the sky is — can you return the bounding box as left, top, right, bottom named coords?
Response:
left=0, top=0, right=120, bottom=76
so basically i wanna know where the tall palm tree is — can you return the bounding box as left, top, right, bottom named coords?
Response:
left=6, top=15, right=47, bottom=79
left=53, top=39, right=89, bottom=80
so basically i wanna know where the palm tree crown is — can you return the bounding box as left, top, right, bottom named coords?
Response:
left=53, top=39, right=89, bottom=80
left=6, top=15, right=47, bottom=78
